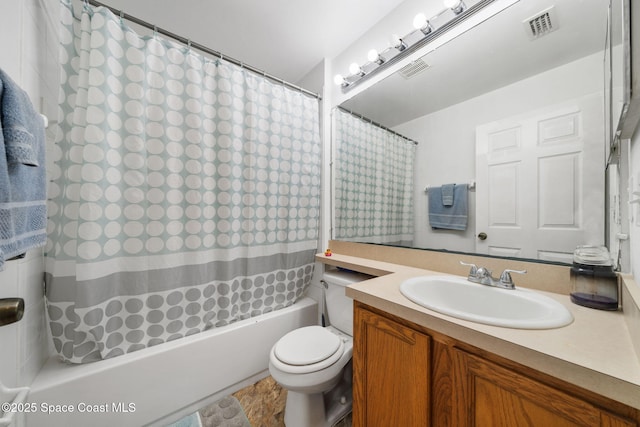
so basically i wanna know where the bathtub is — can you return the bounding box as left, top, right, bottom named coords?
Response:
left=26, top=297, right=317, bottom=427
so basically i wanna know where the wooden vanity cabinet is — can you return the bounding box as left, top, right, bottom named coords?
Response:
left=353, top=302, right=639, bottom=427
left=353, top=302, right=431, bottom=427
left=453, top=350, right=636, bottom=427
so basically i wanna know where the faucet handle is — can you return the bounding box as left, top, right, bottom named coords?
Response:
left=499, top=269, right=527, bottom=287
left=459, top=261, right=478, bottom=276
left=476, top=267, right=492, bottom=278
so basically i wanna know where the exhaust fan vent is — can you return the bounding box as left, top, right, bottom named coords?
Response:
left=523, top=6, right=558, bottom=40
left=398, top=58, right=430, bottom=79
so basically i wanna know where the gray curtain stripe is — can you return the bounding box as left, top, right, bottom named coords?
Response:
left=45, top=249, right=316, bottom=305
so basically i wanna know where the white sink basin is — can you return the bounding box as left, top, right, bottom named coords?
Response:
left=400, top=275, right=573, bottom=329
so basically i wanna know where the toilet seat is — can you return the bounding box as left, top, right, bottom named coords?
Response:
left=271, top=326, right=345, bottom=374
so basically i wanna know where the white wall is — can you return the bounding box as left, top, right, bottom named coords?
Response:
left=0, top=0, right=59, bottom=393
left=394, top=51, right=604, bottom=253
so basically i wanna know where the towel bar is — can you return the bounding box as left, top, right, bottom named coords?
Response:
left=425, top=181, right=476, bottom=192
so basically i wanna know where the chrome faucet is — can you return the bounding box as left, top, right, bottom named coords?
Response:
left=459, top=261, right=526, bottom=290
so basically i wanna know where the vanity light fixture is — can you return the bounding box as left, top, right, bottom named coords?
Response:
left=335, top=0, right=491, bottom=92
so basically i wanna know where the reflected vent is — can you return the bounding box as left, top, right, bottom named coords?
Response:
left=523, top=6, right=558, bottom=40
left=398, top=59, right=430, bottom=79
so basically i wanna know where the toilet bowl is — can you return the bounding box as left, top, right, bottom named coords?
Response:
left=269, top=325, right=353, bottom=427
left=268, top=270, right=372, bottom=427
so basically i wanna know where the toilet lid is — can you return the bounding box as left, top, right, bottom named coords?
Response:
left=274, top=326, right=341, bottom=366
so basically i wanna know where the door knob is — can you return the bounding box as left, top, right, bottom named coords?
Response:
left=477, top=232, right=488, bottom=240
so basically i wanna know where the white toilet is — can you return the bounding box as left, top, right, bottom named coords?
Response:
left=269, top=269, right=372, bottom=427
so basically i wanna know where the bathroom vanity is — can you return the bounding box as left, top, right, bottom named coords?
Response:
left=353, top=303, right=637, bottom=426
left=317, top=242, right=640, bottom=427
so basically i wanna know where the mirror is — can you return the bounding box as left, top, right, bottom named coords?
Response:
left=334, top=0, right=618, bottom=264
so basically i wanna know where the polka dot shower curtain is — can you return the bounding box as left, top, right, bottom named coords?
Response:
left=45, top=1, right=321, bottom=363
left=333, top=109, right=415, bottom=246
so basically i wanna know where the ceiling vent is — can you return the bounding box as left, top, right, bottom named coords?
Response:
left=398, top=58, right=430, bottom=79
left=523, top=6, right=558, bottom=40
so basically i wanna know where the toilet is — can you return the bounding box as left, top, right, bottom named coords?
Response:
left=268, top=269, right=372, bottom=427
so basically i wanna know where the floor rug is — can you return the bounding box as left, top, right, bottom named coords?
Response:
left=166, top=395, right=251, bottom=427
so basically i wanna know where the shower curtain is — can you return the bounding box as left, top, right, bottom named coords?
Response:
left=45, top=1, right=321, bottom=363
left=333, top=109, right=415, bottom=246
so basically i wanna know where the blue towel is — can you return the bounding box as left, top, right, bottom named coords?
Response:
left=428, top=184, right=468, bottom=230
left=0, top=68, right=47, bottom=270
left=441, top=183, right=455, bottom=206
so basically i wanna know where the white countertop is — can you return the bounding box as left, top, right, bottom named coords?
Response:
left=317, top=253, right=640, bottom=410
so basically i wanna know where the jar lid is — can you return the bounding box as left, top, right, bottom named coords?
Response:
left=573, top=245, right=612, bottom=266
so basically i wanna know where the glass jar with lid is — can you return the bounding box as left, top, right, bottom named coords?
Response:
left=569, top=246, right=618, bottom=310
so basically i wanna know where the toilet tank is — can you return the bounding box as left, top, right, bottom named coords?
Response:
left=323, top=269, right=373, bottom=336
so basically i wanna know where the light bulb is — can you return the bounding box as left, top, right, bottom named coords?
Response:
left=413, top=13, right=432, bottom=34
left=333, top=74, right=345, bottom=86
left=367, top=49, right=379, bottom=63
left=349, top=62, right=362, bottom=75
left=413, top=13, right=427, bottom=30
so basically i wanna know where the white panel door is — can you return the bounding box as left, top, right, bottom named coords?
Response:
left=475, top=95, right=605, bottom=262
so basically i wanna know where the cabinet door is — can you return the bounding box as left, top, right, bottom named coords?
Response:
left=454, top=349, right=637, bottom=427
left=353, top=306, right=431, bottom=427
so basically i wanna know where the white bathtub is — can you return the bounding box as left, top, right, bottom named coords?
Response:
left=26, top=297, right=317, bottom=427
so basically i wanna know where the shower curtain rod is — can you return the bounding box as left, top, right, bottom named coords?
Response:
left=86, top=0, right=321, bottom=100
left=337, top=106, right=419, bottom=145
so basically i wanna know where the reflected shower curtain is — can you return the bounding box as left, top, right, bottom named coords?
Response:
left=45, top=1, right=321, bottom=363
left=333, top=109, right=415, bottom=246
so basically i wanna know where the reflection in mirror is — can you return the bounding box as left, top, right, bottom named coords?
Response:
left=334, top=0, right=614, bottom=265
left=333, top=108, right=417, bottom=246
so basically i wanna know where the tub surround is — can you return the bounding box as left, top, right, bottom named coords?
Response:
left=26, top=298, right=317, bottom=427
left=317, top=242, right=640, bottom=411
